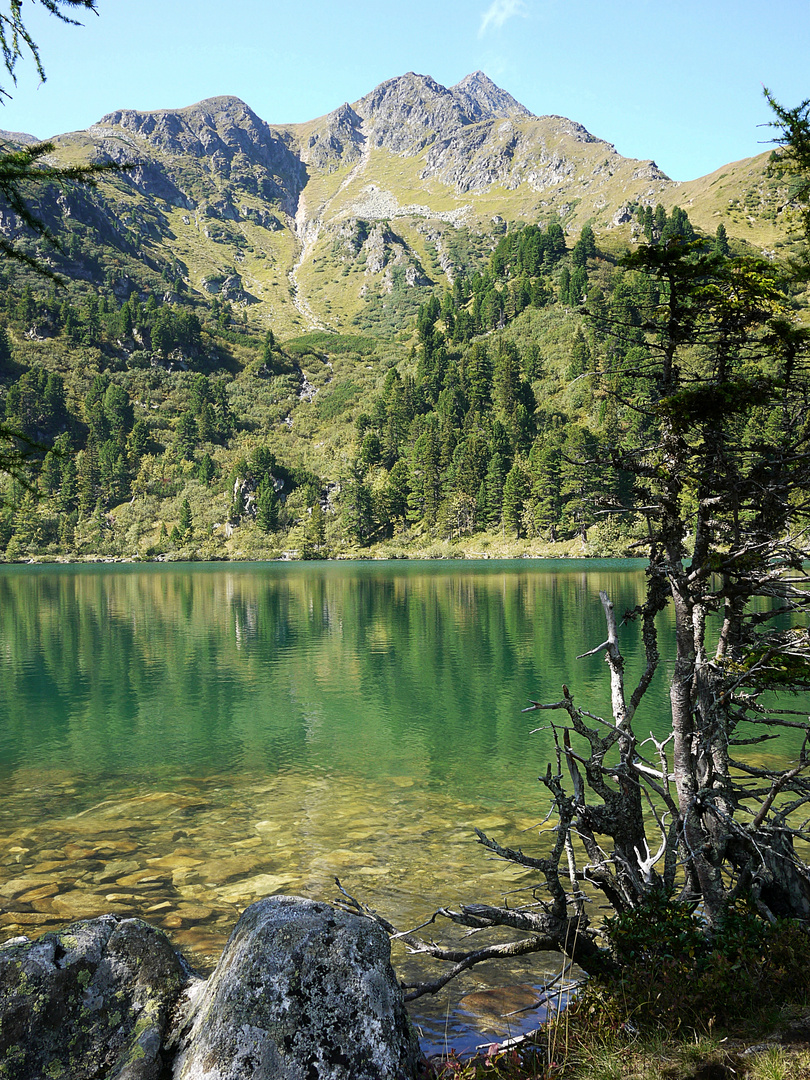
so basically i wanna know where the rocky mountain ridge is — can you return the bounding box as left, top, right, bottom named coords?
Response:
left=6, top=70, right=787, bottom=334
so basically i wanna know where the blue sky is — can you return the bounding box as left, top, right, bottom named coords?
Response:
left=2, top=0, right=809, bottom=182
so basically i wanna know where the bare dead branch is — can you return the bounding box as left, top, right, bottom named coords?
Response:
left=401, top=936, right=561, bottom=1001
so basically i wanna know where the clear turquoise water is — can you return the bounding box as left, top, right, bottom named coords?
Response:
left=0, top=560, right=659, bottom=796
left=1, top=558, right=786, bottom=1054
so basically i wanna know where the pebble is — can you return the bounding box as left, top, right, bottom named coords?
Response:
left=0, top=876, right=65, bottom=900
left=16, top=883, right=61, bottom=904
left=93, top=839, right=139, bottom=856
left=171, top=869, right=200, bottom=888
left=174, top=904, right=215, bottom=921
left=116, top=871, right=172, bottom=889
left=63, top=843, right=103, bottom=860
left=0, top=912, right=56, bottom=927
left=199, top=855, right=268, bottom=884
left=50, top=891, right=115, bottom=918
left=91, top=859, right=141, bottom=884
left=146, top=855, right=203, bottom=871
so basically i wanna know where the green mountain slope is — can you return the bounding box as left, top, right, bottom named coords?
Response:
left=0, top=71, right=806, bottom=563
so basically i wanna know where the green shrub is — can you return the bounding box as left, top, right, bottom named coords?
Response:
left=315, top=380, right=361, bottom=420
left=284, top=332, right=378, bottom=356
left=580, top=892, right=810, bottom=1034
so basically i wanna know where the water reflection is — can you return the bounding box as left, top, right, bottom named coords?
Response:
left=0, top=560, right=670, bottom=1049
left=0, top=561, right=657, bottom=792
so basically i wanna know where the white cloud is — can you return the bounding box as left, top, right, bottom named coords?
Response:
left=478, top=0, right=530, bottom=38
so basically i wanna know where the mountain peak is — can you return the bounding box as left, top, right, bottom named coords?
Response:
left=92, top=94, right=305, bottom=214
left=352, top=70, right=535, bottom=156
left=451, top=71, right=535, bottom=122
left=354, top=72, right=468, bottom=154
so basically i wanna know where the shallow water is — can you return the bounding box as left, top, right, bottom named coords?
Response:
left=0, top=559, right=798, bottom=1054
left=1, top=765, right=573, bottom=1053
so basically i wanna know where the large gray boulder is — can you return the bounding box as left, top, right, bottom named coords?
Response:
left=171, top=895, right=421, bottom=1080
left=0, top=914, right=187, bottom=1080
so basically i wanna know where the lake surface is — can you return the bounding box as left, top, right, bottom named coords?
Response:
left=0, top=558, right=751, bottom=1052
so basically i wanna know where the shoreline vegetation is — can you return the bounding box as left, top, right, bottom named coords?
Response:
left=0, top=529, right=637, bottom=564
left=426, top=1032, right=810, bottom=1080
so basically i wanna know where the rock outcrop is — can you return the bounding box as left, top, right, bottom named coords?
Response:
left=449, top=71, right=535, bottom=123
left=301, top=102, right=365, bottom=170
left=0, top=897, right=421, bottom=1080
left=0, top=914, right=186, bottom=1079
left=351, top=70, right=533, bottom=159
left=171, top=895, right=421, bottom=1080
left=94, top=96, right=308, bottom=216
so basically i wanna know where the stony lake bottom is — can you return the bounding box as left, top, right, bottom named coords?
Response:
left=2, top=560, right=802, bottom=1053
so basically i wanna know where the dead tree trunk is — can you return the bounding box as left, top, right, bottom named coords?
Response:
left=341, top=242, right=810, bottom=1001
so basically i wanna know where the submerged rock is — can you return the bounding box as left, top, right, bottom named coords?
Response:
left=0, top=914, right=186, bottom=1079
left=171, top=894, right=421, bottom=1080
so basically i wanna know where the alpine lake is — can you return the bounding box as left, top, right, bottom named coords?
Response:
left=1, top=559, right=804, bottom=1055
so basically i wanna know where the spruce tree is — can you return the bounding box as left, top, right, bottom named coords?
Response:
left=643, top=205, right=654, bottom=243
left=568, top=266, right=588, bottom=306
left=558, top=265, right=571, bottom=305
left=342, top=462, right=374, bottom=543
left=567, top=329, right=592, bottom=379
left=307, top=503, right=326, bottom=550
left=197, top=452, right=217, bottom=486
left=492, top=340, right=521, bottom=415
left=76, top=436, right=100, bottom=518
left=483, top=452, right=507, bottom=527
left=41, top=451, right=61, bottom=497
left=385, top=458, right=410, bottom=525
left=502, top=461, right=529, bottom=537
left=571, top=222, right=596, bottom=267
left=90, top=498, right=106, bottom=545
left=529, top=440, right=562, bottom=540
left=178, top=497, right=193, bottom=540
left=654, top=203, right=667, bottom=238
left=464, top=342, right=492, bottom=412
left=58, top=513, right=74, bottom=551
left=127, top=418, right=149, bottom=463
left=256, top=479, right=278, bottom=533
left=713, top=222, right=730, bottom=257
left=57, top=456, right=77, bottom=514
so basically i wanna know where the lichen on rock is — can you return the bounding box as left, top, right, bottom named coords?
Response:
left=170, top=895, right=422, bottom=1080
left=0, top=914, right=187, bottom=1080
